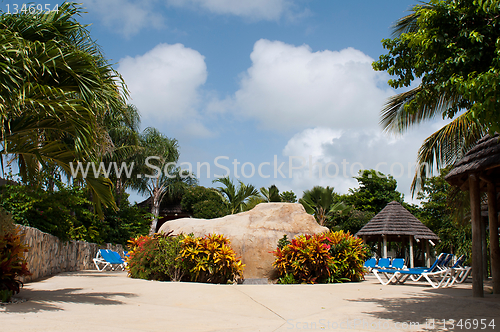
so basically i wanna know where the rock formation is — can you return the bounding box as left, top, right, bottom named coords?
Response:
left=158, top=203, right=328, bottom=279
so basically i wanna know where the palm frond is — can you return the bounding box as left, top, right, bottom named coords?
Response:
left=410, top=111, right=486, bottom=193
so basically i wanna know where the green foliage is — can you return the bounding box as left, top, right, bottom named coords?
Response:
left=0, top=289, right=12, bottom=303
left=181, top=186, right=227, bottom=219
left=243, top=196, right=265, bottom=211
left=99, top=194, right=151, bottom=245
left=373, top=0, right=500, bottom=132
left=126, top=233, right=186, bottom=281
left=192, top=200, right=227, bottom=219
left=260, top=185, right=281, bottom=202
left=0, top=225, right=31, bottom=300
left=0, top=183, right=150, bottom=245
left=299, top=186, right=350, bottom=226
left=327, top=209, right=374, bottom=235
left=416, top=167, right=472, bottom=256
left=277, top=273, right=297, bottom=284
left=345, top=170, right=403, bottom=214
left=0, top=208, right=15, bottom=236
left=0, top=3, right=123, bottom=212
left=0, top=183, right=95, bottom=241
left=180, top=234, right=245, bottom=284
left=277, top=234, right=291, bottom=250
left=212, top=177, right=260, bottom=214
left=280, top=191, right=297, bottom=203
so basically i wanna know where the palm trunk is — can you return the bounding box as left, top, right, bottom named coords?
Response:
left=149, top=192, right=161, bottom=235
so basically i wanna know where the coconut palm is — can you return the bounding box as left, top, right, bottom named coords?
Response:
left=0, top=3, right=127, bottom=210
left=378, top=5, right=487, bottom=193
left=212, top=177, right=259, bottom=214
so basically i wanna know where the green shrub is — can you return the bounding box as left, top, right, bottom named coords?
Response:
left=192, top=200, right=226, bottom=219
left=272, top=231, right=369, bottom=284
left=180, top=234, right=244, bottom=284
left=181, top=186, right=226, bottom=219
left=126, top=233, right=185, bottom=281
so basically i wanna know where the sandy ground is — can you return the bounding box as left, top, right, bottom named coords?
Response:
left=1, top=271, right=499, bottom=332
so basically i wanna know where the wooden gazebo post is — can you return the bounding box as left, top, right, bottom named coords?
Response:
left=487, top=181, right=500, bottom=293
left=409, top=236, right=414, bottom=268
left=469, top=174, right=484, bottom=297
left=445, top=134, right=500, bottom=297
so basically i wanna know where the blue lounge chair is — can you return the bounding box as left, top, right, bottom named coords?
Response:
left=390, top=258, right=406, bottom=269
left=377, top=258, right=392, bottom=269
left=408, top=253, right=449, bottom=281
left=93, top=249, right=126, bottom=271
left=373, top=253, right=450, bottom=287
left=446, top=255, right=472, bottom=286
left=364, top=258, right=378, bottom=272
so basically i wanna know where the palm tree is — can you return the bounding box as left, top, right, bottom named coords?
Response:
left=133, top=127, right=196, bottom=234
left=260, top=185, right=281, bottom=202
left=0, top=3, right=127, bottom=211
left=212, top=177, right=259, bottom=214
left=101, top=104, right=142, bottom=206
left=299, top=186, right=350, bottom=226
left=378, top=5, right=487, bottom=193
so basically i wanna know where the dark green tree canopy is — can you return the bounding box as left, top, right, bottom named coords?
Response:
left=373, top=0, right=500, bottom=132
left=345, top=170, right=404, bottom=214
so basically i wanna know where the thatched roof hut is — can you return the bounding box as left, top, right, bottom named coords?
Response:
left=446, top=134, right=500, bottom=190
left=444, top=133, right=500, bottom=297
left=356, top=201, right=439, bottom=241
left=356, top=201, right=439, bottom=268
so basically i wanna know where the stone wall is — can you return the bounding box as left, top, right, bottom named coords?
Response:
left=17, top=225, right=124, bottom=282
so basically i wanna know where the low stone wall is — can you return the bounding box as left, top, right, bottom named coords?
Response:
left=17, top=225, right=124, bottom=282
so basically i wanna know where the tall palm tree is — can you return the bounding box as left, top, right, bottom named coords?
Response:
left=0, top=3, right=127, bottom=211
left=133, top=127, right=196, bottom=234
left=101, top=104, right=142, bottom=206
left=212, top=177, right=259, bottom=214
left=378, top=4, right=487, bottom=193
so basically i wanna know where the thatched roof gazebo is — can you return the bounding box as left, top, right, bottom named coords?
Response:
left=445, top=133, right=500, bottom=297
left=356, top=201, right=439, bottom=268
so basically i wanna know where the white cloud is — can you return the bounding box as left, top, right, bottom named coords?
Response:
left=84, top=0, right=164, bottom=37
left=166, top=0, right=294, bottom=20
left=211, top=39, right=393, bottom=132
left=118, top=43, right=211, bottom=136
left=281, top=125, right=450, bottom=202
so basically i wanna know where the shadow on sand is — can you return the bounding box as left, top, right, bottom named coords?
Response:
left=348, top=287, right=500, bottom=331
left=3, top=287, right=137, bottom=313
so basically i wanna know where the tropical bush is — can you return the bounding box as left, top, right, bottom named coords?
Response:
left=273, top=231, right=369, bottom=284
left=180, top=234, right=244, bottom=284
left=325, top=230, right=370, bottom=282
left=0, top=209, right=30, bottom=302
left=126, top=232, right=185, bottom=281
left=273, top=233, right=338, bottom=284
left=126, top=233, right=244, bottom=284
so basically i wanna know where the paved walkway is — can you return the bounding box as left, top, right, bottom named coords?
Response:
left=1, top=271, right=499, bottom=331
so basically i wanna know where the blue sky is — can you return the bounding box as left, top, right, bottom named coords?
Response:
left=66, top=0, right=448, bottom=203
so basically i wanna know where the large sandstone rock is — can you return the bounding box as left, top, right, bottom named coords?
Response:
left=158, top=203, right=328, bottom=279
